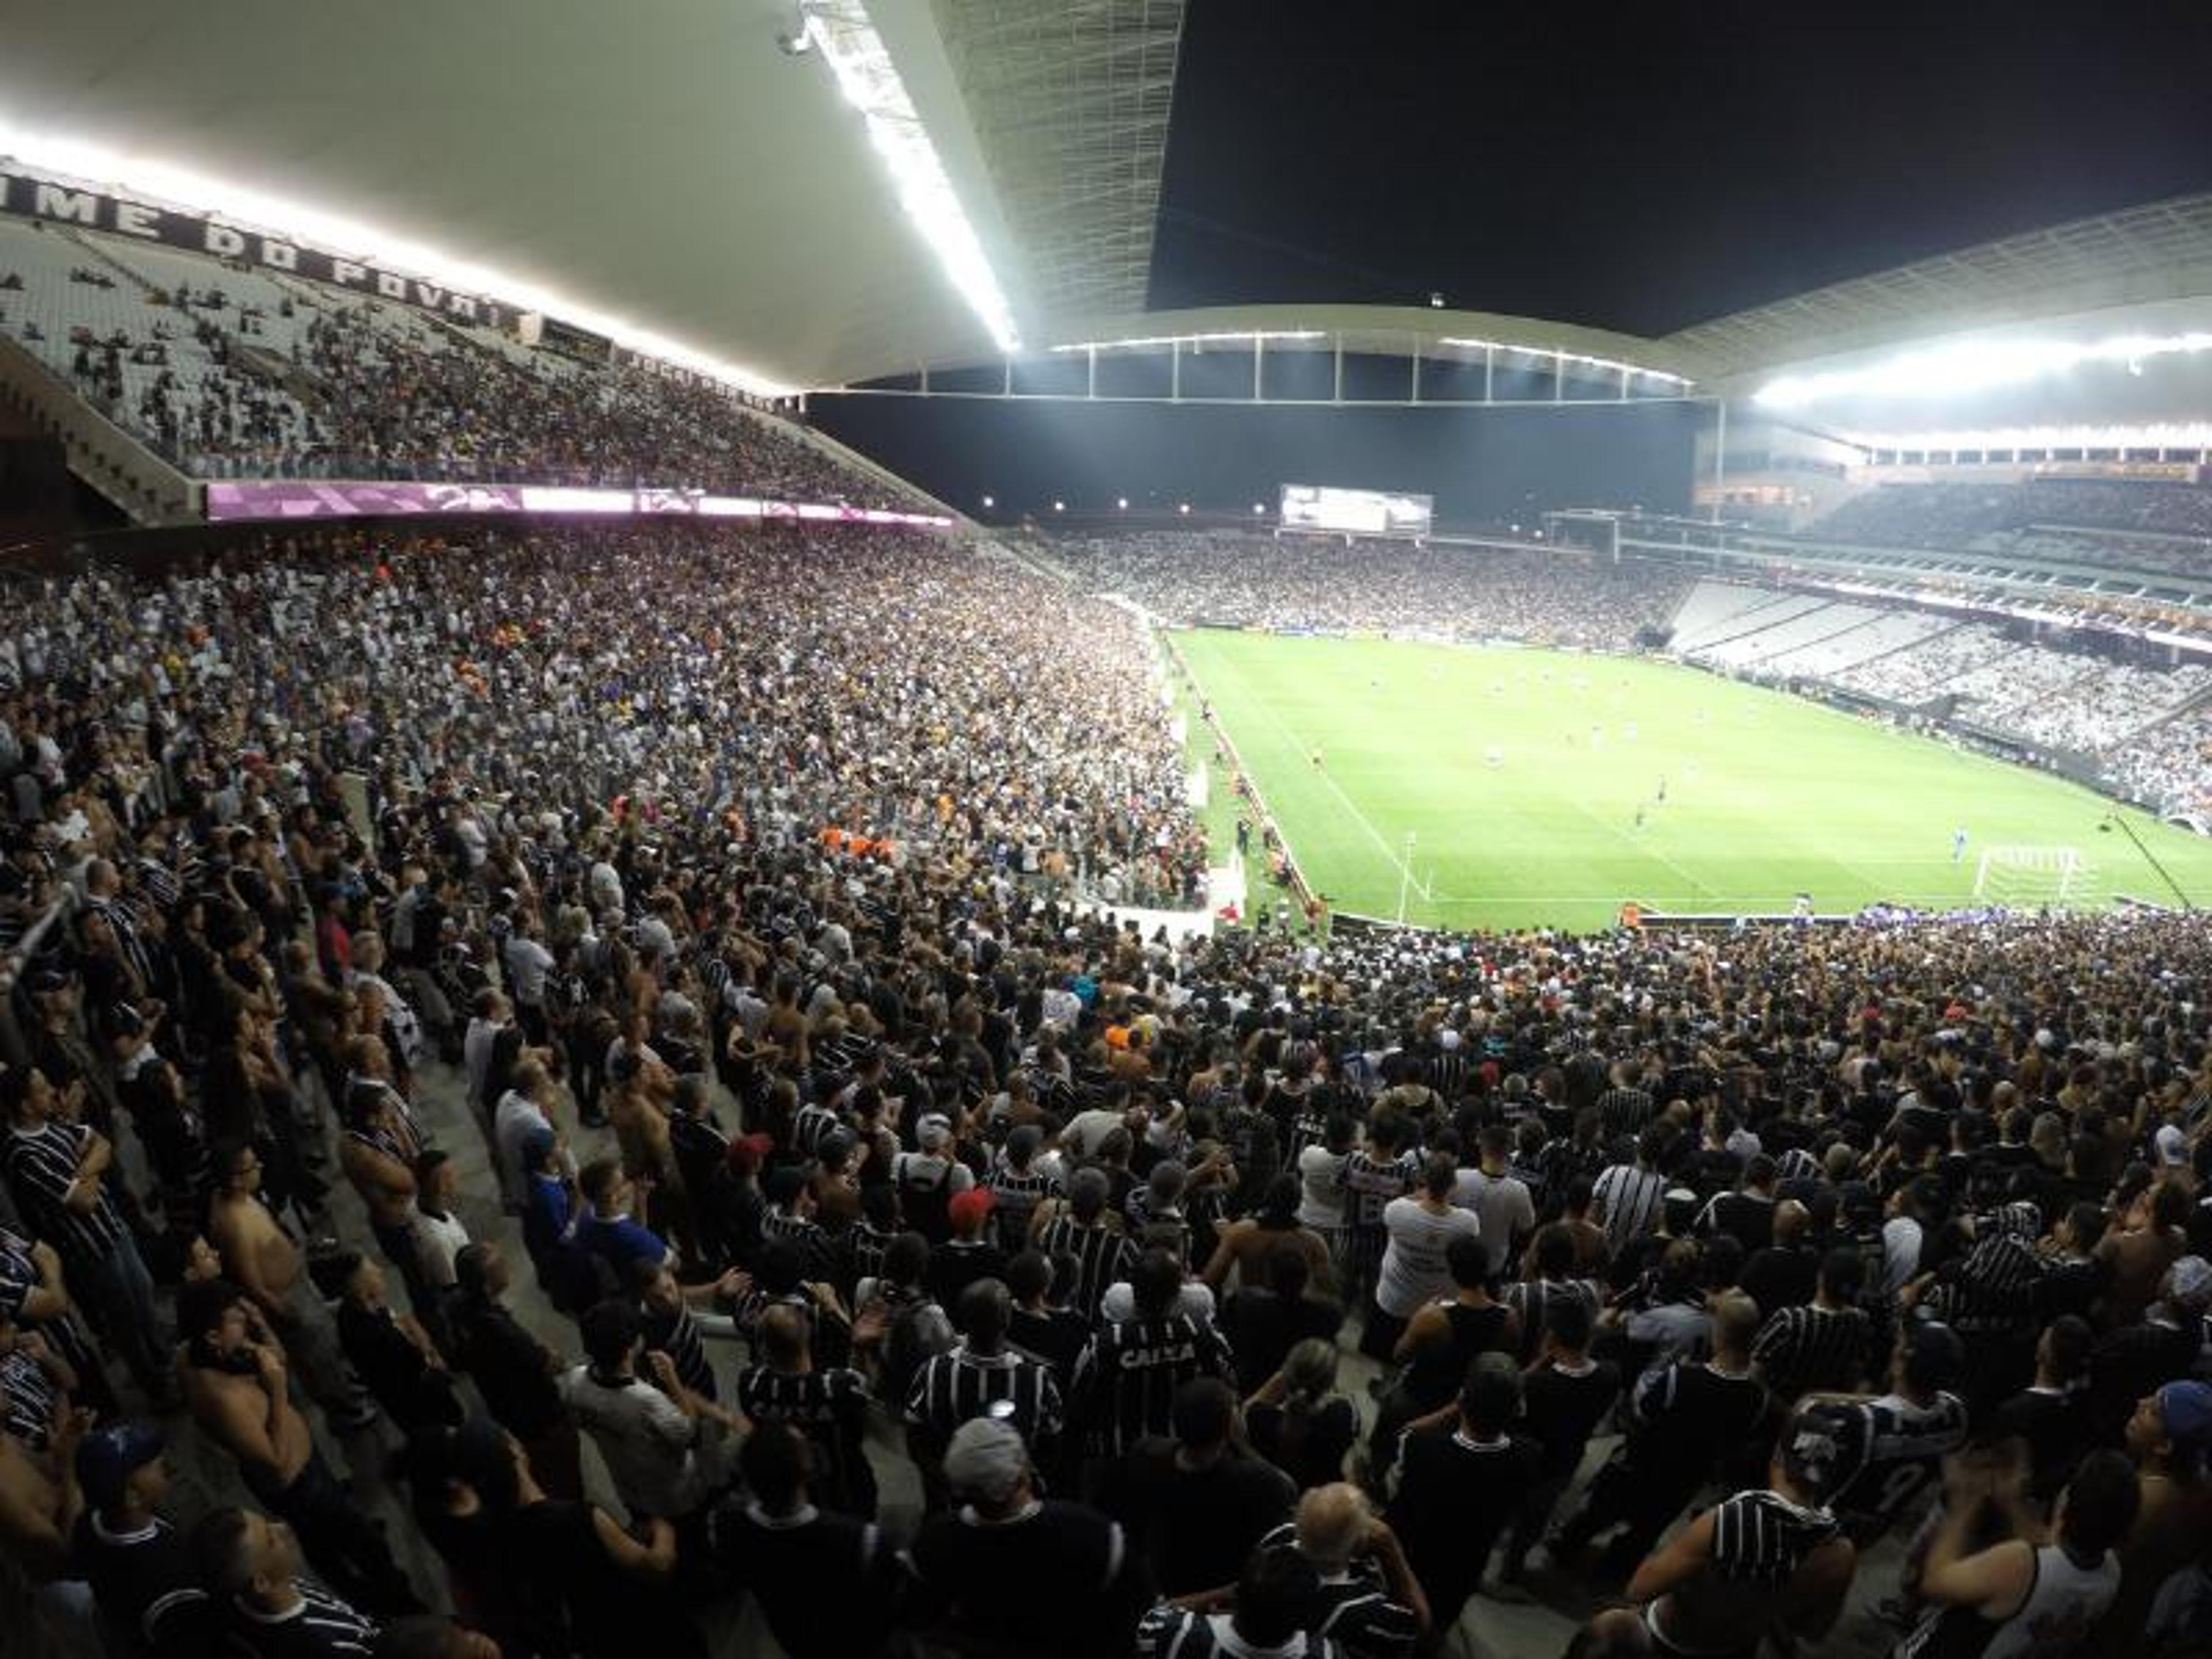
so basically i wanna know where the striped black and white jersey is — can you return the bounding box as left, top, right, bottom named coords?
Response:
left=1071, top=1313, right=1236, bottom=1459
left=1034, top=1214, right=1135, bottom=1320
left=1252, top=1522, right=1421, bottom=1659
left=0, top=1348, right=56, bottom=1449
left=1595, top=1086, right=1655, bottom=1141
left=735, top=1361, right=876, bottom=1513
left=1708, top=1488, right=1842, bottom=1586
left=987, top=1160, right=1060, bottom=1252
left=1338, top=1149, right=1419, bottom=1233
left=759, top=1207, right=839, bottom=1282
left=1502, top=1276, right=1603, bottom=1364
left=4, top=1120, right=125, bottom=1266
left=642, top=1298, right=717, bottom=1401
left=1135, top=1605, right=1346, bottom=1658
left=904, top=1342, right=1065, bottom=1446
left=1825, top=1391, right=1971, bottom=1540
left=1752, top=1303, right=1873, bottom=1399
left=790, top=1102, right=843, bottom=1160
left=1592, top=1162, right=1666, bottom=1253
left=223, top=1578, right=379, bottom=1659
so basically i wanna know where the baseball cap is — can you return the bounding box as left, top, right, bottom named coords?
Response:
left=2167, top=1256, right=2212, bottom=1312
left=2157, top=1381, right=2212, bottom=1448
left=77, top=1420, right=165, bottom=1509
left=1778, top=1402, right=1855, bottom=1502
left=942, top=1416, right=1028, bottom=1503
left=2156, top=1125, right=2188, bottom=1167
left=948, top=1187, right=997, bottom=1230
left=917, top=1113, right=953, bottom=1150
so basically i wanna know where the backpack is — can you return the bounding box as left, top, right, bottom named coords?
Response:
left=878, top=1290, right=954, bottom=1405
left=895, top=1152, right=955, bottom=1244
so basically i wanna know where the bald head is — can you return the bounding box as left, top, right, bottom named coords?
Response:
left=1295, top=1483, right=1371, bottom=1573
left=1772, top=1199, right=1808, bottom=1244
left=1712, top=1290, right=1761, bottom=1359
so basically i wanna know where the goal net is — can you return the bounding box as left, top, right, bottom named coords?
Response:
left=1972, top=844, right=2097, bottom=910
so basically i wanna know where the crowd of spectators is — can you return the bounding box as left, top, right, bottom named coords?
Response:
left=0, top=522, right=2207, bottom=1659
left=1811, top=479, right=2212, bottom=579
left=0, top=221, right=907, bottom=505
left=1057, top=531, right=1693, bottom=651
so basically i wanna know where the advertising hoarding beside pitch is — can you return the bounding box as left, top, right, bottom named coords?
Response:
left=204, top=480, right=954, bottom=527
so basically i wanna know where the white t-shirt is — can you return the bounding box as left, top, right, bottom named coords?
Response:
left=414, top=1206, right=470, bottom=1289
left=1451, top=1168, right=1536, bottom=1279
left=504, top=934, right=555, bottom=1005
left=1297, top=1145, right=1349, bottom=1231
left=1376, top=1198, right=1481, bottom=1319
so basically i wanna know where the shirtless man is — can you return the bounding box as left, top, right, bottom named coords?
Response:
left=338, top=1069, right=440, bottom=1320
left=1626, top=1400, right=1857, bottom=1659
left=176, top=1279, right=419, bottom=1614
left=207, top=1141, right=364, bottom=1424
left=0, top=1362, right=87, bottom=1582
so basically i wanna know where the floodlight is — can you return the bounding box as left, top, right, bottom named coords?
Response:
left=1178, top=503, right=1191, bottom=514
left=1116, top=497, right=1129, bottom=509
left=980, top=494, right=994, bottom=507
left=801, top=3, right=1020, bottom=353
left=1052, top=500, right=1065, bottom=512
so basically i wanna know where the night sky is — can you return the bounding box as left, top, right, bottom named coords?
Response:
left=1149, top=0, right=2212, bottom=336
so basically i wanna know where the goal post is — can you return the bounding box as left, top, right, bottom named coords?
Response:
left=1972, top=844, right=2094, bottom=908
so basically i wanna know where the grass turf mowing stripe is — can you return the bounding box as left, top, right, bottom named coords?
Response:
left=1174, top=628, right=2212, bottom=932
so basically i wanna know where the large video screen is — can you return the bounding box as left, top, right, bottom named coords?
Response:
left=1279, top=483, right=1434, bottom=537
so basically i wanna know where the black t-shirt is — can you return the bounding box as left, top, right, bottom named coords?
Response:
left=71, top=1510, right=218, bottom=1659
left=336, top=1301, right=456, bottom=1434
left=910, top=1499, right=1147, bottom=1659
left=1623, top=1362, right=1769, bottom=1487
left=1387, top=1430, right=1541, bottom=1622
left=507, top=1499, right=705, bottom=1659
left=1219, top=1288, right=1344, bottom=1391
left=1740, top=1242, right=1820, bottom=1319
left=1991, top=1385, right=2093, bottom=1503
left=1246, top=1397, right=1359, bottom=1492
left=1009, top=1303, right=1092, bottom=1386
left=1101, top=1440, right=1298, bottom=1597
left=1521, top=1357, right=1623, bottom=1479
left=452, top=1295, right=562, bottom=1436
left=927, top=1238, right=1007, bottom=1317
left=713, top=1500, right=903, bottom=1659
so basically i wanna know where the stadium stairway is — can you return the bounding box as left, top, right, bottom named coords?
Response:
left=0, top=331, right=200, bottom=525
left=1680, top=592, right=1831, bottom=657
left=1839, top=615, right=1975, bottom=680
left=1738, top=604, right=1892, bottom=671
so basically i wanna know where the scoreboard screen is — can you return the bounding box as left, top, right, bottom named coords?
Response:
left=1279, top=483, right=1433, bottom=537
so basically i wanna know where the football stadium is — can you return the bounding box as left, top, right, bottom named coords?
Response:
left=3, top=5, right=2212, bottom=1659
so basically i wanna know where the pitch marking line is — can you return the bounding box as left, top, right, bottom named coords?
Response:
left=1190, top=647, right=1448, bottom=904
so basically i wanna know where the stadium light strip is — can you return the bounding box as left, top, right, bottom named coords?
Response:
left=1846, top=422, right=2212, bottom=452
left=1755, top=331, right=2212, bottom=410
left=0, top=120, right=797, bottom=397
left=1047, top=329, right=1327, bottom=353
left=1436, top=338, right=1692, bottom=384
left=801, top=3, right=1020, bottom=355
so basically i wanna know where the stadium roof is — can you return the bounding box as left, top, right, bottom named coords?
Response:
left=0, top=0, right=1178, bottom=393
left=1669, top=192, right=2212, bottom=389
left=2, top=2, right=2210, bottom=403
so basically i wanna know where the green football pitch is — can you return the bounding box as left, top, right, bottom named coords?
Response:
left=1174, top=629, right=2212, bottom=933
